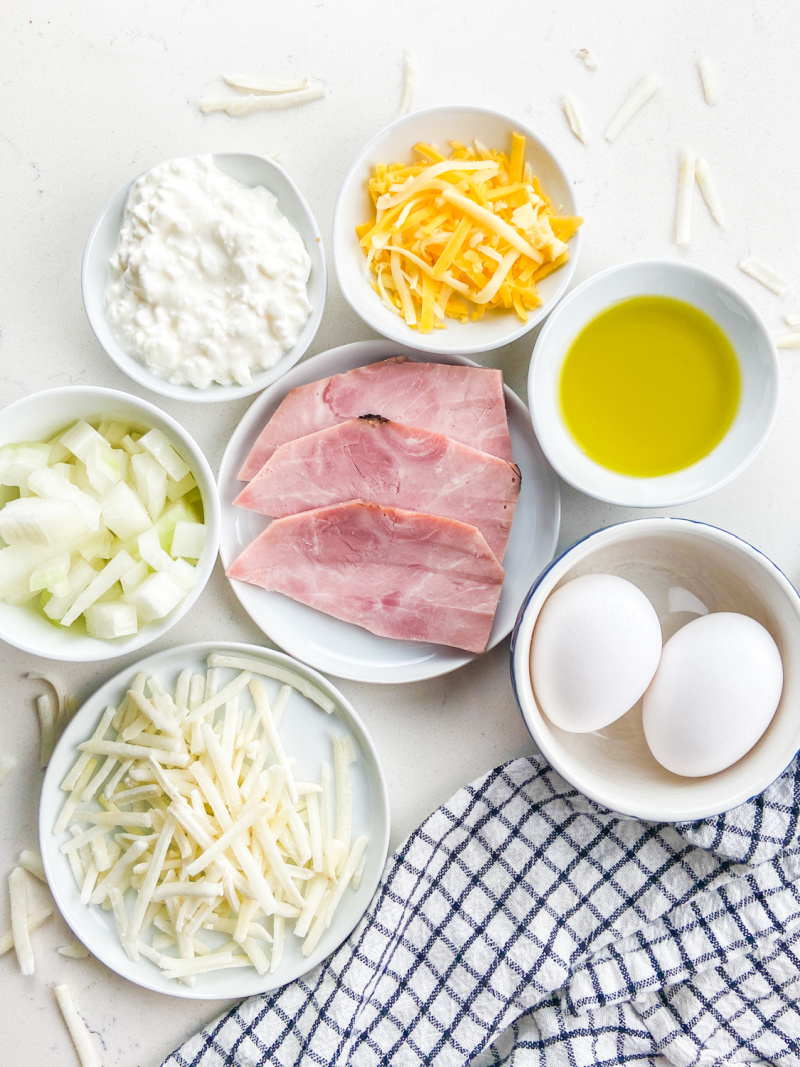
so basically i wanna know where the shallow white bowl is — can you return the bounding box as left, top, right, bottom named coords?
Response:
left=510, top=518, right=800, bottom=822
left=333, top=105, right=580, bottom=355
left=0, top=387, right=219, bottom=661
left=218, top=340, right=561, bottom=684
left=528, top=260, right=779, bottom=508
left=82, top=153, right=327, bottom=403
left=39, top=641, right=390, bottom=998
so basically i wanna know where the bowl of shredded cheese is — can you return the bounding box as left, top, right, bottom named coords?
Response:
left=333, top=105, right=582, bottom=354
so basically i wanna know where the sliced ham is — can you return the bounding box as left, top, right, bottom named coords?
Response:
left=238, top=357, right=513, bottom=480
left=234, top=417, right=521, bottom=562
left=226, top=500, right=505, bottom=654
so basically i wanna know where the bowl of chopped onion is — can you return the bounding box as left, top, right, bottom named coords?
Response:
left=0, top=386, right=220, bottom=660
left=333, top=105, right=582, bottom=355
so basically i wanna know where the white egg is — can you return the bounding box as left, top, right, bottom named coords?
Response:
left=642, top=612, right=783, bottom=777
left=529, top=573, right=663, bottom=733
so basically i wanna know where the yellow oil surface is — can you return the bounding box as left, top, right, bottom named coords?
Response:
left=559, top=295, right=740, bottom=477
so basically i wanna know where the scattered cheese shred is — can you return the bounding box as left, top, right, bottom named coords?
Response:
left=784, top=312, right=800, bottom=327
left=58, top=941, right=91, bottom=959
left=398, top=51, right=415, bottom=117
left=695, top=157, right=725, bottom=227
left=0, top=754, right=16, bottom=784
left=36, top=692, right=57, bottom=768
left=675, top=151, right=696, bottom=248
left=18, top=849, right=47, bottom=883
left=0, top=906, right=52, bottom=956
left=698, top=57, right=719, bottom=105
left=9, top=867, right=35, bottom=975
left=222, top=74, right=309, bottom=94
left=775, top=333, right=800, bottom=349
left=54, top=984, right=102, bottom=1067
left=562, top=95, right=588, bottom=144
left=604, top=74, right=660, bottom=143
left=54, top=653, right=367, bottom=982
left=358, top=133, right=582, bottom=331
left=739, top=258, right=790, bottom=296
left=199, top=86, right=326, bottom=117
left=575, top=47, right=598, bottom=70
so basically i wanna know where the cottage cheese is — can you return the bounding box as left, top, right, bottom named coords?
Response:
left=105, top=156, right=313, bottom=389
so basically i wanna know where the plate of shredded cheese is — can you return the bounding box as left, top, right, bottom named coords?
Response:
left=333, top=105, right=582, bottom=354
left=38, top=641, right=390, bottom=998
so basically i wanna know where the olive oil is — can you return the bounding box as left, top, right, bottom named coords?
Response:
left=559, top=296, right=740, bottom=477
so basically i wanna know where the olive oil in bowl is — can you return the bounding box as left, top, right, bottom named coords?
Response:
left=559, top=295, right=740, bottom=477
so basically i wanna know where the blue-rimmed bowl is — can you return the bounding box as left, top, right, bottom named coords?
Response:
left=510, top=517, right=800, bottom=821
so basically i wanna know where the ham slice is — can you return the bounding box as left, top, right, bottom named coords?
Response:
left=234, top=417, right=521, bottom=561
left=238, top=357, right=512, bottom=479
left=226, top=500, right=505, bottom=654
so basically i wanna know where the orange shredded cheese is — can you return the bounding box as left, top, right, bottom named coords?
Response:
left=358, top=134, right=582, bottom=332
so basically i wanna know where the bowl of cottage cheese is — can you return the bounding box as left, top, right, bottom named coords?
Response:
left=82, top=154, right=326, bottom=402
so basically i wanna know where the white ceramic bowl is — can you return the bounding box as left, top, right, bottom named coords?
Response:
left=528, top=260, right=780, bottom=508
left=333, top=105, right=580, bottom=355
left=0, top=386, right=220, bottom=661
left=511, top=518, right=800, bottom=822
left=82, top=153, right=327, bottom=402
left=39, top=641, right=390, bottom=998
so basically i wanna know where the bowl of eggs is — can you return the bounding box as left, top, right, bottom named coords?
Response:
left=510, top=517, right=800, bottom=821
left=528, top=260, right=779, bottom=508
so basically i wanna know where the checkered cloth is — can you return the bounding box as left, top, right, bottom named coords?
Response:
left=163, top=755, right=800, bottom=1066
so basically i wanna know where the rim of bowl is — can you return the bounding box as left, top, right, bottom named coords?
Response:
left=509, top=516, right=800, bottom=821
left=528, top=259, right=780, bottom=508
left=81, top=152, right=327, bottom=404
left=332, top=104, right=580, bottom=355
left=0, top=385, right=221, bottom=661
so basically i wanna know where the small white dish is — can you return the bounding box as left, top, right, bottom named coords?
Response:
left=39, top=641, right=390, bottom=999
left=333, top=105, right=580, bottom=356
left=82, top=153, right=327, bottom=403
left=0, top=386, right=219, bottom=661
left=528, top=260, right=779, bottom=508
left=511, top=518, right=800, bottom=821
left=218, top=340, right=561, bottom=684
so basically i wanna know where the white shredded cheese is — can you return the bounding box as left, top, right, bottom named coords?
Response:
left=575, top=47, right=598, bottom=70
left=54, top=654, right=368, bottom=982
left=222, top=74, right=309, bottom=94
left=698, top=57, right=719, bottom=105
left=18, top=849, right=46, bottom=883
left=9, top=867, right=35, bottom=975
left=54, top=984, right=102, bottom=1067
left=0, top=906, right=52, bottom=956
left=562, top=95, right=588, bottom=144
left=398, top=51, right=415, bottom=117
left=0, top=755, right=16, bottom=784
left=775, top=333, right=800, bottom=349
left=675, top=152, right=696, bottom=248
left=784, top=312, right=800, bottom=327
left=695, top=157, right=725, bottom=227
left=58, top=941, right=91, bottom=959
left=739, top=258, right=790, bottom=296
left=605, top=74, right=660, bottom=143
left=199, top=86, right=326, bottom=116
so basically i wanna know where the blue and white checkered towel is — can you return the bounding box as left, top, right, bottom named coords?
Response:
left=163, top=755, right=800, bottom=1066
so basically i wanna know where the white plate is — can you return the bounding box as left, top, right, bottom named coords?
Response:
left=39, top=641, right=390, bottom=1000
left=218, top=340, right=561, bottom=683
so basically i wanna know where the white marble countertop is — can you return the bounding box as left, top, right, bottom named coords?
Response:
left=2, top=1, right=800, bottom=1062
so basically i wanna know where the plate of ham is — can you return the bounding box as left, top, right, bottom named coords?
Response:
left=218, top=341, right=560, bottom=683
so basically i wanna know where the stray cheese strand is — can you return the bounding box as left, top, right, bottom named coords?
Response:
left=562, top=95, right=588, bottom=144
left=605, top=75, right=660, bottom=143
left=675, top=152, right=696, bottom=248
left=698, top=57, right=719, bottom=105
left=739, top=259, right=790, bottom=296
left=54, top=984, right=102, bottom=1067
left=358, top=132, right=581, bottom=331
left=695, top=157, right=725, bottom=227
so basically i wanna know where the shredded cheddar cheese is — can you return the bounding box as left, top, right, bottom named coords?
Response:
left=357, top=134, right=582, bottom=332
